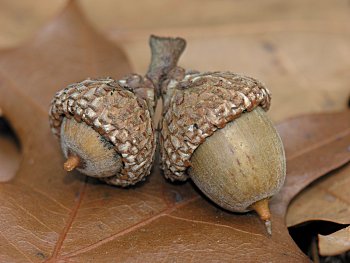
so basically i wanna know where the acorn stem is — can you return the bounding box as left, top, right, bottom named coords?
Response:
left=64, top=155, right=80, bottom=172
left=251, top=198, right=272, bottom=235
left=146, top=35, right=186, bottom=96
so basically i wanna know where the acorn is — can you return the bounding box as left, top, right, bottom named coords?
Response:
left=49, top=77, right=157, bottom=186
left=155, top=40, right=286, bottom=234
left=49, top=36, right=186, bottom=187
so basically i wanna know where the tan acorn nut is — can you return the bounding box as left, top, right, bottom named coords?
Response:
left=49, top=77, right=156, bottom=187
left=160, top=71, right=286, bottom=234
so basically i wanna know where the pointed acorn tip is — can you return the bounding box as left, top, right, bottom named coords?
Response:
left=251, top=198, right=272, bottom=235
left=64, top=155, right=80, bottom=172
left=265, top=220, right=272, bottom=235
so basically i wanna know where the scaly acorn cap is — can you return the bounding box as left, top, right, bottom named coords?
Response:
left=160, top=71, right=271, bottom=181
left=49, top=77, right=156, bottom=186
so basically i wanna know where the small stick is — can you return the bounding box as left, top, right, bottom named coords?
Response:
left=146, top=35, right=186, bottom=97
left=251, top=198, right=272, bottom=235
left=64, top=155, right=80, bottom=172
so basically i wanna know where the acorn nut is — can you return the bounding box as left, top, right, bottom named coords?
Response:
left=158, top=41, right=286, bottom=234
left=49, top=77, right=157, bottom=187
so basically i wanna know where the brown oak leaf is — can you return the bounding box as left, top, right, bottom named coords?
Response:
left=287, top=163, right=350, bottom=228
left=0, top=118, right=20, bottom=182
left=286, top=114, right=350, bottom=258
left=318, top=226, right=350, bottom=256
left=0, top=2, right=349, bottom=263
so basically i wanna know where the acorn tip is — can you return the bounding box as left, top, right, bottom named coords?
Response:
left=251, top=198, right=272, bottom=235
left=265, top=220, right=272, bottom=235
left=64, top=155, right=80, bottom=172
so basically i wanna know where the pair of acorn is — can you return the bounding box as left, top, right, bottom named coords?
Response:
left=49, top=36, right=286, bottom=235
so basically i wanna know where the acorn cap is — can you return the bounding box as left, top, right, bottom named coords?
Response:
left=49, top=78, right=156, bottom=186
left=160, top=72, right=271, bottom=181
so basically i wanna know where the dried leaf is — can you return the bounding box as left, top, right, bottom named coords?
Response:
left=286, top=114, right=350, bottom=258
left=0, top=119, right=20, bottom=182
left=287, top=165, right=350, bottom=227
left=0, top=2, right=350, bottom=263
left=319, top=226, right=350, bottom=256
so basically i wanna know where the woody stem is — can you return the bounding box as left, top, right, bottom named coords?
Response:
left=146, top=35, right=186, bottom=98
